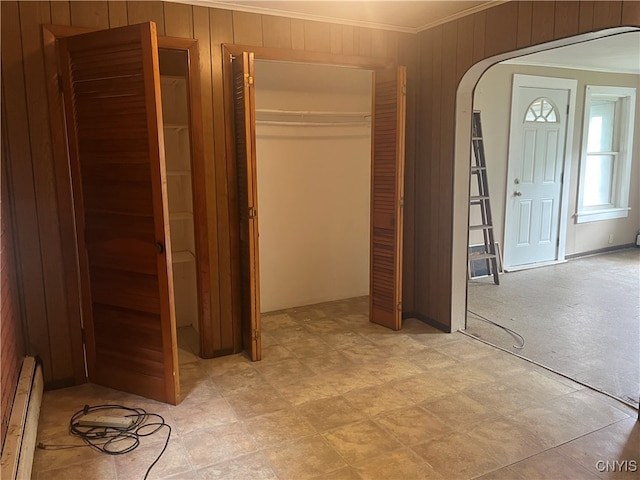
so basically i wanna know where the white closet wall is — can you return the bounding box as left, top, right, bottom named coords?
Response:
left=255, top=62, right=372, bottom=313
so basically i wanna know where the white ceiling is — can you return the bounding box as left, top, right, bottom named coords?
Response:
left=503, top=32, right=640, bottom=75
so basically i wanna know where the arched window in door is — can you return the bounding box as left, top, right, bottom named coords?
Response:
left=524, top=97, right=558, bottom=123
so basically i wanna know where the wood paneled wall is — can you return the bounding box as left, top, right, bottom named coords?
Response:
left=415, top=1, right=640, bottom=330
left=0, top=0, right=417, bottom=386
left=1, top=110, right=26, bottom=449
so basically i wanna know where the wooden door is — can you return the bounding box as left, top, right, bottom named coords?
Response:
left=58, top=22, right=180, bottom=404
left=370, top=67, right=407, bottom=330
left=231, top=52, right=262, bottom=361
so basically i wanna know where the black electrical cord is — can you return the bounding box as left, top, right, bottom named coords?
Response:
left=38, top=404, right=171, bottom=480
left=467, top=309, right=525, bottom=349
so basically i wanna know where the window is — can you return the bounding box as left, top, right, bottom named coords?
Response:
left=576, top=85, right=636, bottom=223
left=525, top=97, right=558, bottom=123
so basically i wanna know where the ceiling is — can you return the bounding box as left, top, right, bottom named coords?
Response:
left=182, top=1, right=640, bottom=75
left=195, top=0, right=500, bottom=32
left=503, top=32, right=640, bottom=75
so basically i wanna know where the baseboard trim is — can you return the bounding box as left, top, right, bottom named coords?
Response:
left=565, top=243, right=636, bottom=260
left=402, top=311, right=451, bottom=333
left=0, top=356, right=43, bottom=480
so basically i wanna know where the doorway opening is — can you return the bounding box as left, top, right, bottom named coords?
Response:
left=461, top=31, right=640, bottom=408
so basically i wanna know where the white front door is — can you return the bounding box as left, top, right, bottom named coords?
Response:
left=504, top=76, right=573, bottom=269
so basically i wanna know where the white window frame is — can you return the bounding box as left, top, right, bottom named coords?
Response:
left=576, top=85, right=636, bottom=223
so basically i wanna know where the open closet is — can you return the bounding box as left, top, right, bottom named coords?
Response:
left=226, top=47, right=407, bottom=362
left=54, top=22, right=209, bottom=405
left=253, top=61, right=373, bottom=314
left=159, top=49, right=200, bottom=350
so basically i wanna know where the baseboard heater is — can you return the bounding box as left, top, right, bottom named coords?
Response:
left=0, top=357, right=43, bottom=480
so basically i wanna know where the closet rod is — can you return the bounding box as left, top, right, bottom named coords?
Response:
left=256, top=120, right=370, bottom=127
left=256, top=108, right=370, bottom=117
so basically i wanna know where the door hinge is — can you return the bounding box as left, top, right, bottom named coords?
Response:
left=252, top=329, right=260, bottom=341
left=566, top=104, right=569, bottom=115
left=245, top=73, right=254, bottom=87
left=57, top=74, right=63, bottom=93
left=557, top=238, right=560, bottom=247
left=397, top=302, right=402, bottom=311
left=402, top=83, right=407, bottom=96
left=399, top=197, right=404, bottom=208
left=248, top=206, right=257, bottom=218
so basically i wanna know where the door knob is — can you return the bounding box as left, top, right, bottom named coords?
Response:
left=514, top=191, right=522, bottom=197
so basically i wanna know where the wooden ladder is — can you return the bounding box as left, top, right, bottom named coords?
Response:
left=469, top=110, right=500, bottom=285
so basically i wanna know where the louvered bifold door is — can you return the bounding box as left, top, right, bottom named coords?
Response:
left=232, top=52, right=262, bottom=361
left=58, top=22, right=180, bottom=404
left=370, top=66, right=406, bottom=330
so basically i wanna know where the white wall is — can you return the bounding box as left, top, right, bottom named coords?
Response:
left=473, top=64, right=640, bottom=256
left=255, top=61, right=372, bottom=312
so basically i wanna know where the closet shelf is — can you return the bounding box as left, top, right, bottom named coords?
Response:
left=172, top=250, right=195, bottom=263
left=164, top=123, right=189, bottom=131
left=255, top=108, right=371, bottom=126
left=167, top=170, right=191, bottom=177
left=170, top=212, right=193, bottom=221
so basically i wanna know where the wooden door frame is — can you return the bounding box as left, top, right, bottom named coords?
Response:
left=42, top=23, right=213, bottom=387
left=222, top=43, right=401, bottom=351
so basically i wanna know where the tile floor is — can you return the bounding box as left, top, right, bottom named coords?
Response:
left=33, top=297, right=639, bottom=479
left=466, top=248, right=640, bottom=407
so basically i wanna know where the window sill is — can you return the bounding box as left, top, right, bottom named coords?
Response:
left=575, top=207, right=630, bottom=223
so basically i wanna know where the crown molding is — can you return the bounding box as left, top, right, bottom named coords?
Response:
left=416, top=1, right=508, bottom=32
left=168, top=0, right=506, bottom=35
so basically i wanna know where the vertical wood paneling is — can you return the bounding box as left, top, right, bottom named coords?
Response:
left=304, top=20, right=331, bottom=53
left=330, top=24, right=342, bottom=54
left=0, top=1, right=51, bottom=380
left=371, top=29, right=391, bottom=59
left=531, top=1, right=555, bottom=45
left=291, top=19, right=305, bottom=50
left=107, top=1, right=128, bottom=27
left=342, top=26, right=355, bottom=56
left=516, top=1, right=533, bottom=48
left=232, top=11, right=263, bottom=46
left=193, top=6, right=221, bottom=356
left=579, top=1, right=595, bottom=32
left=19, top=1, right=74, bottom=381
left=456, top=15, right=474, bottom=81
left=428, top=26, right=443, bottom=320
left=163, top=2, right=193, bottom=38
left=262, top=16, right=292, bottom=49
left=439, top=21, right=457, bottom=323
left=126, top=1, right=165, bottom=35
left=622, top=1, right=640, bottom=24
left=554, top=2, right=580, bottom=39
left=357, top=27, right=372, bottom=56
left=472, top=11, right=486, bottom=63
left=69, top=1, right=109, bottom=28
left=210, top=8, right=236, bottom=352
left=1, top=97, right=26, bottom=451
left=50, top=1, right=70, bottom=25
left=484, top=2, right=518, bottom=57
left=593, top=1, right=623, bottom=30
